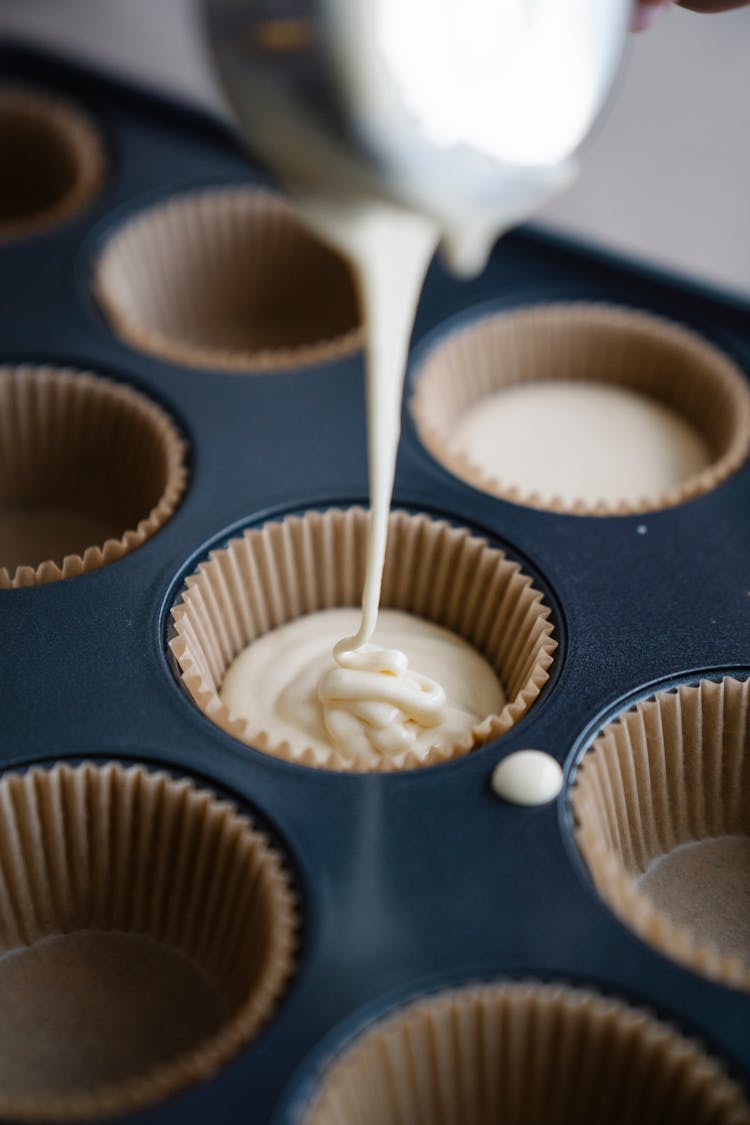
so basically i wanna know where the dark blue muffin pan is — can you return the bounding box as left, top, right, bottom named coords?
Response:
left=0, top=41, right=748, bottom=1125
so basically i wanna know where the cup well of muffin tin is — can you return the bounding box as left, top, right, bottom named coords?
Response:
left=94, top=188, right=363, bottom=372
left=0, top=762, right=297, bottom=1121
left=0, top=365, right=187, bottom=588
left=168, top=506, right=556, bottom=772
left=0, top=84, right=105, bottom=242
left=1, top=44, right=749, bottom=1125
left=410, top=302, right=750, bottom=514
left=571, top=675, right=750, bottom=992
left=301, top=982, right=750, bottom=1125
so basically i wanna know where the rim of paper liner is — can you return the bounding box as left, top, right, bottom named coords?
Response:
left=410, top=303, right=750, bottom=516
left=301, top=981, right=750, bottom=1125
left=169, top=508, right=556, bottom=772
left=93, top=187, right=363, bottom=372
left=0, top=761, right=297, bottom=1122
left=571, top=676, right=750, bottom=991
left=0, top=365, right=187, bottom=588
left=0, top=86, right=105, bottom=243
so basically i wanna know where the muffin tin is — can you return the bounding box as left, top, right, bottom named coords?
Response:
left=0, top=41, right=749, bottom=1125
left=169, top=507, right=556, bottom=771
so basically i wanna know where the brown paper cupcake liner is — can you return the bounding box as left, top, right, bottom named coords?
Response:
left=0, top=364, right=187, bottom=588
left=410, top=303, right=750, bottom=515
left=169, top=507, right=556, bottom=772
left=571, top=675, right=750, bottom=991
left=302, top=981, right=750, bottom=1125
left=0, top=85, right=105, bottom=243
left=0, top=761, right=297, bottom=1121
left=93, top=187, right=363, bottom=371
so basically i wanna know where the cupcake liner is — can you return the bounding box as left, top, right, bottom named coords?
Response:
left=93, top=187, right=363, bottom=372
left=0, top=86, right=105, bottom=243
left=410, top=303, right=750, bottom=515
left=0, top=365, right=187, bottom=588
left=301, top=981, right=750, bottom=1125
left=571, top=675, right=750, bottom=990
left=169, top=507, right=556, bottom=772
left=0, top=761, right=297, bottom=1121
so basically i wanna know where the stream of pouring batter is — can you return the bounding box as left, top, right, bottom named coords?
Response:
left=207, top=0, right=625, bottom=764
left=301, top=197, right=448, bottom=757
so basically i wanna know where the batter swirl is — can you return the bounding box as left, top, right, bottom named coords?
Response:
left=318, top=642, right=446, bottom=757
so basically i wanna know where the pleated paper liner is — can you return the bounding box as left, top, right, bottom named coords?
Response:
left=0, top=365, right=187, bottom=588
left=0, top=761, right=297, bottom=1122
left=93, top=187, right=363, bottom=372
left=0, top=86, right=105, bottom=243
left=301, top=981, right=750, bottom=1125
left=571, top=676, right=750, bottom=991
left=169, top=507, right=556, bottom=772
left=410, top=303, right=750, bottom=515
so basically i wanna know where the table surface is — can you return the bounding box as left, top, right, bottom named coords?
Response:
left=1, top=0, right=749, bottom=299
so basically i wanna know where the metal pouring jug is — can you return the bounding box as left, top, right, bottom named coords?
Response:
left=204, top=0, right=631, bottom=272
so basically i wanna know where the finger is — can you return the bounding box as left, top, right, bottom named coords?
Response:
left=676, top=0, right=749, bottom=9
left=632, top=0, right=748, bottom=29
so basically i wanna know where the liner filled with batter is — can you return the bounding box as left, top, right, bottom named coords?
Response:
left=410, top=303, right=750, bottom=515
left=0, top=364, right=187, bottom=588
left=169, top=507, right=556, bottom=772
left=0, top=762, right=297, bottom=1121
left=93, top=187, right=363, bottom=371
left=0, top=86, right=105, bottom=242
left=301, top=981, right=750, bottom=1125
left=571, top=675, right=750, bottom=991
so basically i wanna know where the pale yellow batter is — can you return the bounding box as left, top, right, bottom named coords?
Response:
left=220, top=608, right=504, bottom=765
left=449, top=381, right=709, bottom=507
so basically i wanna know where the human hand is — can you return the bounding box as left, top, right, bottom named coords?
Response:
left=633, top=0, right=750, bottom=30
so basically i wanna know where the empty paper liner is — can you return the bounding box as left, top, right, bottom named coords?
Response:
left=301, top=981, right=750, bottom=1125
left=93, top=187, right=363, bottom=371
left=169, top=507, right=556, bottom=771
left=410, top=303, right=750, bottom=515
left=0, top=761, right=297, bottom=1121
left=0, top=86, right=104, bottom=242
left=571, top=676, right=750, bottom=990
left=0, top=364, right=187, bottom=588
